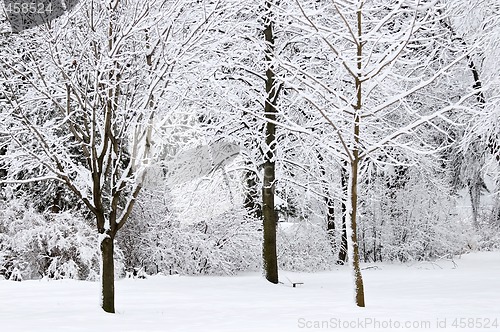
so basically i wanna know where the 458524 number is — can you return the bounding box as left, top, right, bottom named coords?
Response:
left=451, top=318, right=499, bottom=329
left=5, top=2, right=53, bottom=14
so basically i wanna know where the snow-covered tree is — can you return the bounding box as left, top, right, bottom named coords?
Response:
left=278, top=0, right=479, bottom=307
left=446, top=0, right=500, bottom=226
left=0, top=0, right=221, bottom=313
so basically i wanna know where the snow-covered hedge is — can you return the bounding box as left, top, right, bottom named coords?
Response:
left=358, top=166, right=469, bottom=262
left=0, top=200, right=102, bottom=280
left=277, top=222, right=336, bottom=272
left=119, top=207, right=261, bottom=276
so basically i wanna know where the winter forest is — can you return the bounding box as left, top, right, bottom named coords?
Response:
left=0, top=0, right=499, bottom=329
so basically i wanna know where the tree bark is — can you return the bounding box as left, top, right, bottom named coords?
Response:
left=262, top=0, right=279, bottom=284
left=262, top=161, right=278, bottom=283
left=350, top=159, right=365, bottom=307
left=101, top=235, right=115, bottom=313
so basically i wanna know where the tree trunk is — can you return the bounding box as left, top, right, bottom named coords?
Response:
left=262, top=162, right=278, bottom=283
left=101, top=236, right=115, bottom=313
left=262, top=0, right=279, bottom=284
left=0, top=146, right=6, bottom=179
left=441, top=15, right=487, bottom=230
left=348, top=5, right=365, bottom=308
left=326, top=196, right=335, bottom=243
left=0, top=147, right=6, bottom=199
left=317, top=152, right=336, bottom=251
left=337, top=165, right=348, bottom=264
left=243, top=165, right=262, bottom=219
left=350, top=159, right=365, bottom=307
left=469, top=181, right=481, bottom=229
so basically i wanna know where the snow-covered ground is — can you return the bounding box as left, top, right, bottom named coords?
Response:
left=1, top=251, right=499, bottom=332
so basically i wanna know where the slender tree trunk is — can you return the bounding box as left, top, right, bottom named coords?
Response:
left=317, top=152, right=336, bottom=250
left=242, top=109, right=263, bottom=220
left=0, top=146, right=6, bottom=179
left=348, top=5, right=365, bottom=307
left=441, top=15, right=488, bottom=229
left=338, top=165, right=348, bottom=264
left=350, top=158, right=365, bottom=307
left=326, top=196, right=336, bottom=242
left=469, top=180, right=481, bottom=229
left=0, top=147, right=6, bottom=199
left=495, top=181, right=500, bottom=224
left=262, top=0, right=279, bottom=284
left=101, top=235, right=115, bottom=313
left=244, top=165, right=262, bottom=219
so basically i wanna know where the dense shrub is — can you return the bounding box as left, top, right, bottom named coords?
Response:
left=119, top=206, right=261, bottom=276
left=277, top=222, right=335, bottom=272
left=0, top=200, right=106, bottom=280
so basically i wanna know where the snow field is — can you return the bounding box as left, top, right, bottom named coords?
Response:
left=0, top=251, right=499, bottom=332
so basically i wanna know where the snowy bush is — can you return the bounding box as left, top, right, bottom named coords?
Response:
left=0, top=200, right=106, bottom=280
left=463, top=208, right=500, bottom=251
left=277, top=222, right=335, bottom=272
left=119, top=205, right=261, bottom=276
left=358, top=166, right=468, bottom=262
left=0, top=233, right=17, bottom=280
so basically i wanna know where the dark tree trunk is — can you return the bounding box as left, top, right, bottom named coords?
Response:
left=326, top=196, right=335, bottom=242
left=101, top=236, right=115, bottom=313
left=317, top=152, right=336, bottom=250
left=50, top=187, right=63, bottom=213
left=0, top=146, right=6, bottom=179
left=243, top=166, right=262, bottom=219
left=0, top=147, right=6, bottom=199
left=262, top=0, right=279, bottom=284
left=262, top=162, right=278, bottom=283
